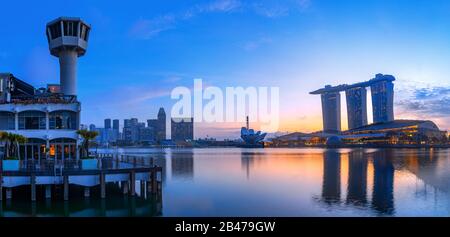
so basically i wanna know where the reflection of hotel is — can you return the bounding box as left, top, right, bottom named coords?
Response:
left=0, top=17, right=91, bottom=160
left=322, top=150, right=341, bottom=204
left=320, top=150, right=395, bottom=214
left=346, top=150, right=368, bottom=205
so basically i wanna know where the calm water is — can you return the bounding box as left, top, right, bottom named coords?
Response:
left=2, top=148, right=450, bottom=217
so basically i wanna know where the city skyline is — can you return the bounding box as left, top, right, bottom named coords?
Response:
left=1, top=0, right=449, bottom=139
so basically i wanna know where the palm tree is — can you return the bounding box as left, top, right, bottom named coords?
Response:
left=0, top=131, right=9, bottom=159
left=0, top=132, right=27, bottom=159
left=77, top=130, right=99, bottom=158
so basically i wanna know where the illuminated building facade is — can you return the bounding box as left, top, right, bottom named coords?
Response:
left=0, top=17, right=90, bottom=160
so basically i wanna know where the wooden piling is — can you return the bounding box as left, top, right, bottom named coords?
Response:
left=130, top=171, right=136, bottom=196
left=122, top=181, right=129, bottom=195
left=6, top=188, right=12, bottom=200
left=0, top=171, right=2, bottom=202
left=100, top=172, right=106, bottom=199
left=84, top=187, right=90, bottom=198
left=63, top=175, right=69, bottom=201
left=45, top=185, right=52, bottom=199
left=151, top=168, right=157, bottom=194
left=140, top=180, right=145, bottom=196
left=31, top=173, right=36, bottom=202
left=0, top=160, right=2, bottom=202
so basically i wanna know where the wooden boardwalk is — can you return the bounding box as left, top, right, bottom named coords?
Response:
left=0, top=155, right=162, bottom=202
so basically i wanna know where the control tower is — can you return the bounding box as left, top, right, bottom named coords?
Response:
left=46, top=17, right=91, bottom=96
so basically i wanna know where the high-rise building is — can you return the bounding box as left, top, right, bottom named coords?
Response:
left=89, top=124, right=96, bottom=131
left=104, top=118, right=111, bottom=129
left=311, top=73, right=395, bottom=132
left=171, top=117, right=194, bottom=141
left=113, top=119, right=119, bottom=130
left=346, top=87, right=368, bottom=129
left=148, top=107, right=167, bottom=142
left=320, top=89, right=341, bottom=133
left=371, top=74, right=395, bottom=124
left=123, top=118, right=139, bottom=142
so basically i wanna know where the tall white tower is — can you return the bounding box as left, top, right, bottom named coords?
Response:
left=46, top=17, right=91, bottom=96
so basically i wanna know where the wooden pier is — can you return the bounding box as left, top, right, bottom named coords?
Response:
left=0, top=155, right=162, bottom=202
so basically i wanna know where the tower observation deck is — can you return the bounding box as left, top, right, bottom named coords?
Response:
left=46, top=17, right=91, bottom=96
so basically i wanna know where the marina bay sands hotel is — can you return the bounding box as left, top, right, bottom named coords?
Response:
left=310, top=74, right=395, bottom=133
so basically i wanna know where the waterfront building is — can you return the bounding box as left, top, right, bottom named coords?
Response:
left=147, top=107, right=166, bottom=142
left=320, top=89, right=341, bottom=133
left=370, top=74, right=395, bottom=124
left=269, top=119, right=446, bottom=147
left=171, top=117, right=194, bottom=142
left=123, top=118, right=139, bottom=142
left=240, top=116, right=267, bottom=145
left=310, top=73, right=396, bottom=132
left=345, top=87, right=368, bottom=129
left=113, top=119, right=120, bottom=141
left=104, top=118, right=111, bottom=129
left=0, top=17, right=90, bottom=160
left=138, top=127, right=155, bottom=143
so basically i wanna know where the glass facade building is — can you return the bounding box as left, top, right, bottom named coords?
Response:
left=320, top=91, right=341, bottom=133
left=345, top=87, right=368, bottom=129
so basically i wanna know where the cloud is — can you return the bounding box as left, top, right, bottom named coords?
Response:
left=243, top=37, right=273, bottom=51
left=249, top=0, right=312, bottom=18
left=250, top=3, right=289, bottom=18
left=129, top=0, right=311, bottom=39
left=129, top=15, right=176, bottom=40
left=396, top=86, right=450, bottom=118
left=129, top=0, right=240, bottom=39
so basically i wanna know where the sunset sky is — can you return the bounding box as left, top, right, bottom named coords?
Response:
left=1, top=0, right=449, bottom=139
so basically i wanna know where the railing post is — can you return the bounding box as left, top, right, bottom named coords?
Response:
left=100, top=172, right=106, bottom=199
left=130, top=171, right=136, bottom=196
left=31, top=172, right=36, bottom=202
left=63, top=175, right=69, bottom=201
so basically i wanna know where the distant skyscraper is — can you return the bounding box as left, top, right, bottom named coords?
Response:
left=123, top=118, right=139, bottom=142
left=346, top=87, right=368, bottom=129
left=113, top=119, right=119, bottom=130
left=89, top=124, right=96, bottom=131
left=320, top=88, right=341, bottom=133
left=148, top=107, right=167, bottom=142
left=171, top=117, right=194, bottom=141
left=371, top=74, right=395, bottom=124
left=104, top=118, right=111, bottom=129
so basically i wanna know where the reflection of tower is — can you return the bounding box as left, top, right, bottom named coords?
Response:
left=171, top=151, right=194, bottom=179
left=346, top=150, right=368, bottom=205
left=241, top=152, right=256, bottom=180
left=371, top=150, right=395, bottom=215
left=322, top=150, right=341, bottom=204
left=46, top=17, right=91, bottom=96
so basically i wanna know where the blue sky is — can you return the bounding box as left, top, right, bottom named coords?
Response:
left=1, top=0, right=449, bottom=139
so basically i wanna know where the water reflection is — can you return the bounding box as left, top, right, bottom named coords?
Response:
left=346, top=150, right=368, bottom=206
left=171, top=151, right=194, bottom=179
left=9, top=147, right=446, bottom=217
left=321, top=150, right=341, bottom=204
left=371, top=150, right=395, bottom=215
left=1, top=192, right=162, bottom=217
